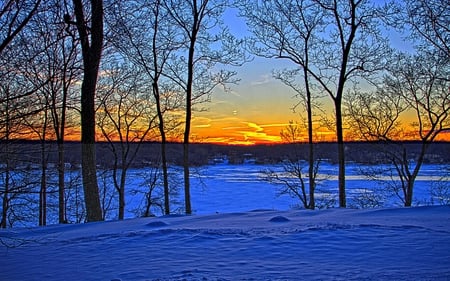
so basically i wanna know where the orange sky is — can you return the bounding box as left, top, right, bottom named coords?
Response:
left=187, top=56, right=450, bottom=145
left=18, top=54, right=449, bottom=145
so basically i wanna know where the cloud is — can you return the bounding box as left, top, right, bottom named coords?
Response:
left=194, top=124, right=211, bottom=128
left=247, top=122, right=264, bottom=132
left=250, top=74, right=273, bottom=86
left=260, top=123, right=295, bottom=128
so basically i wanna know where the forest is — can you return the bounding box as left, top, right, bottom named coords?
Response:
left=0, top=0, right=449, bottom=227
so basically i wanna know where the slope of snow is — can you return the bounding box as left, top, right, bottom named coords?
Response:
left=1, top=205, right=449, bottom=281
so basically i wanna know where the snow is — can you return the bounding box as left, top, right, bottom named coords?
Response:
left=1, top=163, right=450, bottom=280
left=1, top=205, right=450, bottom=280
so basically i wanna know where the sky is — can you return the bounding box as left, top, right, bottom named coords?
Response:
left=188, top=6, right=380, bottom=145
left=191, top=57, right=306, bottom=145
left=59, top=4, right=447, bottom=145
left=190, top=8, right=329, bottom=145
left=187, top=5, right=449, bottom=145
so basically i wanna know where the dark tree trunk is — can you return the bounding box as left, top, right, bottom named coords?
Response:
left=57, top=141, right=66, bottom=223
left=1, top=170, right=9, bottom=228
left=39, top=139, right=48, bottom=226
left=118, top=168, right=127, bottom=220
left=183, top=0, right=200, bottom=215
left=1, top=155, right=10, bottom=228
left=335, top=101, right=346, bottom=208
left=303, top=43, right=315, bottom=210
left=154, top=83, right=170, bottom=215
left=73, top=0, right=104, bottom=222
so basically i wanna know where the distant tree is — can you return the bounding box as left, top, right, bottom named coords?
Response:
left=131, top=165, right=166, bottom=217
left=71, top=0, right=104, bottom=222
left=240, top=0, right=391, bottom=207
left=430, top=167, right=450, bottom=206
left=264, top=121, right=321, bottom=209
left=64, top=170, right=85, bottom=224
left=19, top=93, right=51, bottom=226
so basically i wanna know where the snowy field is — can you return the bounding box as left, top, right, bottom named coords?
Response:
left=1, top=206, right=449, bottom=280
left=1, top=163, right=450, bottom=280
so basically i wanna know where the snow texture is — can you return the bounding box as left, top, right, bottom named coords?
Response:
left=1, top=205, right=450, bottom=281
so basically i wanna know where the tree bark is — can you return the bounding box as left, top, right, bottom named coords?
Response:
left=73, top=0, right=104, bottom=222
left=57, top=141, right=66, bottom=223
left=183, top=0, right=200, bottom=215
left=335, top=100, right=346, bottom=208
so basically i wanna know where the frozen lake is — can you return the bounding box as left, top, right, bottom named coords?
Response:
left=3, top=162, right=449, bottom=225
left=123, top=162, right=450, bottom=218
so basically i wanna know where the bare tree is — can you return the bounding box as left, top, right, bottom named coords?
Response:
left=19, top=0, right=82, bottom=225
left=0, top=21, right=49, bottom=227
left=164, top=0, right=244, bottom=214
left=70, top=0, right=104, bottom=222
left=386, top=53, right=449, bottom=206
left=0, top=0, right=41, bottom=53
left=44, top=1, right=81, bottom=224
left=346, top=52, right=449, bottom=207
left=264, top=121, right=322, bottom=209
left=97, top=60, right=158, bottom=220
left=400, top=0, right=449, bottom=58
left=106, top=0, right=184, bottom=215
left=240, top=0, right=391, bottom=207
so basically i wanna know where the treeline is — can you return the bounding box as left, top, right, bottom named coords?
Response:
left=2, top=140, right=449, bottom=169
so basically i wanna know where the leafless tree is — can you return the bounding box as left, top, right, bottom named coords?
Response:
left=42, top=1, right=81, bottom=224
left=399, top=0, right=449, bottom=58
left=0, top=0, right=41, bottom=54
left=106, top=0, right=184, bottom=215
left=346, top=51, right=449, bottom=207
left=97, top=60, right=158, bottom=220
left=0, top=24, right=49, bottom=227
left=163, top=0, right=245, bottom=214
left=264, top=121, right=322, bottom=209
left=240, top=0, right=391, bottom=207
left=16, top=0, right=82, bottom=225
left=70, top=0, right=104, bottom=222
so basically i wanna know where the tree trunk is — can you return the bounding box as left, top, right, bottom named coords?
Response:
left=183, top=1, right=200, bottom=215
left=404, top=180, right=414, bottom=207
left=39, top=140, right=48, bottom=226
left=183, top=142, right=192, bottom=214
left=1, top=162, right=10, bottom=228
left=335, top=99, right=346, bottom=208
left=404, top=142, right=428, bottom=207
left=304, top=50, right=315, bottom=210
left=153, top=82, right=170, bottom=215
left=1, top=99, right=11, bottom=228
left=57, top=141, right=66, bottom=223
left=81, top=143, right=102, bottom=221
left=161, top=134, right=170, bottom=215
left=73, top=0, right=104, bottom=222
left=118, top=169, right=127, bottom=220
left=80, top=71, right=102, bottom=222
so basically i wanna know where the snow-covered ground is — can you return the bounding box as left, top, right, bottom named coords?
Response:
left=1, top=205, right=450, bottom=280
left=1, top=163, right=449, bottom=280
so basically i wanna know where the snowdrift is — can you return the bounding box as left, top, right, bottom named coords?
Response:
left=1, top=206, right=450, bottom=281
